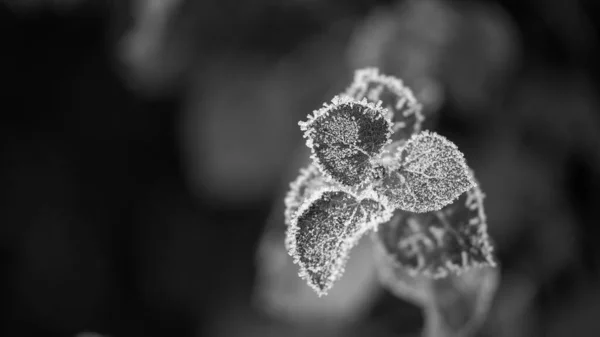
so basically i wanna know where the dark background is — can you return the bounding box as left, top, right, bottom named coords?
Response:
left=1, top=0, right=600, bottom=336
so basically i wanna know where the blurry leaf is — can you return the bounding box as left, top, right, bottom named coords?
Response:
left=299, top=96, right=393, bottom=187
left=346, top=0, right=453, bottom=118
left=372, top=236, right=430, bottom=306
left=374, top=173, right=495, bottom=278
left=118, top=0, right=190, bottom=94
left=286, top=190, right=391, bottom=296
left=344, top=68, right=424, bottom=141
left=423, top=266, right=499, bottom=337
left=438, top=2, right=519, bottom=112
left=183, top=59, right=298, bottom=203
left=181, top=21, right=350, bottom=203
left=375, top=131, right=475, bottom=213
left=373, top=232, right=499, bottom=337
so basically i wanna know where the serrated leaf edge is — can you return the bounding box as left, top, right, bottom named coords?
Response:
left=283, top=164, right=322, bottom=226
left=298, top=95, right=394, bottom=187
left=286, top=188, right=393, bottom=296
left=344, top=67, right=424, bottom=134
left=374, top=173, right=496, bottom=280
left=384, top=130, right=477, bottom=213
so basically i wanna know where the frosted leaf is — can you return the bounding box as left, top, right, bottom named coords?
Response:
left=373, top=233, right=499, bottom=337
left=373, top=176, right=495, bottom=278
left=299, top=95, right=393, bottom=187
left=253, top=218, right=381, bottom=324
left=425, top=266, right=499, bottom=337
left=283, top=164, right=332, bottom=226
left=286, top=190, right=392, bottom=296
left=345, top=68, right=424, bottom=142
left=376, top=131, right=475, bottom=213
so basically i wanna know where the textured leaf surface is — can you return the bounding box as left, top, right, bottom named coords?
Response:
left=286, top=190, right=391, bottom=296
left=254, top=218, right=381, bottom=324
left=345, top=68, right=424, bottom=141
left=299, top=96, right=393, bottom=187
left=373, top=177, right=495, bottom=278
left=376, top=131, right=474, bottom=212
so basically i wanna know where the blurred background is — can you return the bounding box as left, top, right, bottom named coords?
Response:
left=1, top=0, right=600, bottom=336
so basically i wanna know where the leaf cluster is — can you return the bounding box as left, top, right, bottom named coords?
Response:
left=285, top=68, right=495, bottom=296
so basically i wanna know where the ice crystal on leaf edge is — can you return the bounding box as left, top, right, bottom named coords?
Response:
left=373, top=171, right=496, bottom=280
left=298, top=95, right=394, bottom=187
left=374, top=130, right=476, bottom=213
left=344, top=67, right=424, bottom=141
left=286, top=189, right=392, bottom=296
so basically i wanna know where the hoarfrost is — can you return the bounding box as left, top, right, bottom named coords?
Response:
left=373, top=174, right=495, bottom=277
left=376, top=131, right=474, bottom=213
left=345, top=68, right=424, bottom=141
left=299, top=96, right=393, bottom=187
left=283, top=164, right=332, bottom=227
left=286, top=190, right=392, bottom=296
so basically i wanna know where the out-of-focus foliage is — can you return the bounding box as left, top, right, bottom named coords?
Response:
left=118, top=0, right=188, bottom=94
left=348, top=0, right=519, bottom=118
left=374, top=236, right=499, bottom=337
left=344, top=68, right=424, bottom=141
left=3, top=0, right=600, bottom=337
left=179, top=29, right=350, bottom=204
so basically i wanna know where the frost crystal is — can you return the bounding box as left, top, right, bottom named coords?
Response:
left=373, top=175, right=495, bottom=278
left=286, top=190, right=391, bottom=296
left=345, top=68, right=424, bottom=141
left=299, top=96, right=393, bottom=187
left=376, top=131, right=475, bottom=213
left=283, top=164, right=331, bottom=226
